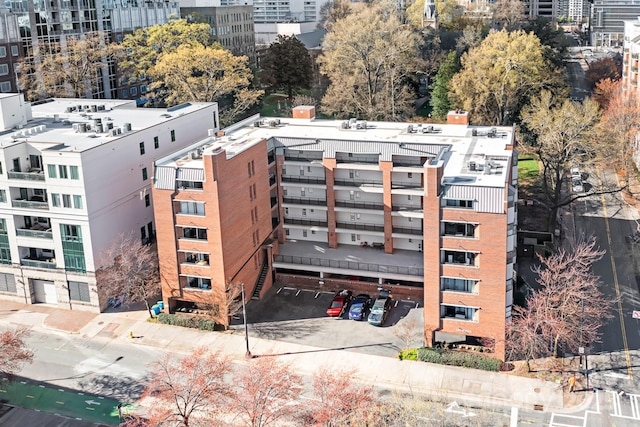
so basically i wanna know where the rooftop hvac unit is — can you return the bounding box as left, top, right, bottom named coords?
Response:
left=72, top=124, right=79, bottom=132
left=65, top=107, right=73, bottom=113
left=423, top=125, right=434, bottom=133
left=472, top=129, right=478, bottom=136
left=190, top=150, right=202, bottom=159
left=98, top=105, right=106, bottom=111
left=78, top=123, right=87, bottom=133
left=106, top=122, right=114, bottom=130
left=90, top=105, right=97, bottom=112
left=123, top=123, right=132, bottom=132
left=356, top=120, right=367, bottom=129
left=110, top=128, right=119, bottom=137
left=95, top=124, right=104, bottom=133
left=349, top=118, right=357, bottom=127
left=340, top=121, right=349, bottom=129
left=94, top=118, right=102, bottom=126
left=407, top=124, right=414, bottom=133
left=487, top=128, right=497, bottom=138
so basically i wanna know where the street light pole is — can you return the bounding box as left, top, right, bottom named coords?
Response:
left=241, top=284, right=252, bottom=359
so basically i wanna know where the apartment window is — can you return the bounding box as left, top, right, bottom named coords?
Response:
left=408, top=172, right=413, bottom=178
left=47, top=164, right=56, bottom=178
left=302, top=208, right=307, bottom=216
left=186, top=276, right=212, bottom=290
left=445, top=199, right=474, bottom=209
left=139, top=142, right=145, bottom=155
left=62, top=194, right=71, bottom=208
left=130, top=87, right=137, bottom=96
left=248, top=161, right=253, bottom=177
left=154, top=136, right=159, bottom=149
left=0, top=64, right=7, bottom=76
left=142, top=168, right=148, bottom=181
left=0, top=82, right=10, bottom=92
left=179, top=201, right=205, bottom=215
left=254, top=206, right=258, bottom=221
left=59, top=165, right=68, bottom=179
left=70, top=166, right=79, bottom=180
left=170, top=130, right=176, bottom=142
left=183, top=252, right=209, bottom=265
left=121, top=89, right=127, bottom=98
left=249, top=186, right=254, bottom=201
left=145, top=194, right=150, bottom=207
left=442, top=222, right=476, bottom=237
left=441, top=305, right=476, bottom=321
left=303, top=230, right=307, bottom=237
left=73, top=195, right=83, bottom=209
left=0, top=190, right=5, bottom=203
left=68, top=281, right=90, bottom=302
left=351, top=234, right=356, bottom=241
left=0, top=271, right=15, bottom=292
left=177, top=180, right=203, bottom=190
left=301, top=188, right=305, bottom=197
left=10, top=46, right=18, bottom=56
left=141, top=84, right=147, bottom=94
left=443, top=250, right=476, bottom=266
left=285, top=229, right=290, bottom=236
left=51, top=193, right=60, bottom=207
left=182, top=227, right=207, bottom=240
left=252, top=183, right=256, bottom=198
left=441, top=277, right=477, bottom=293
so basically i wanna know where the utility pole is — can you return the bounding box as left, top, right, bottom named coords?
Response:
left=241, top=284, right=252, bottom=359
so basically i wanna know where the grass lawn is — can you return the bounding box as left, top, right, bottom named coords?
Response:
left=518, top=157, right=540, bottom=181
left=260, top=94, right=290, bottom=117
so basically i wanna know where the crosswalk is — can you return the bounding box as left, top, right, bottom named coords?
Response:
left=548, top=390, right=640, bottom=427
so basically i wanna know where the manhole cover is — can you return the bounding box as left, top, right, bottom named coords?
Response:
left=534, top=387, right=540, bottom=393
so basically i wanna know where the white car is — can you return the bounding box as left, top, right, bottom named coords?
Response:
left=572, top=178, right=584, bottom=193
left=571, top=167, right=581, bottom=180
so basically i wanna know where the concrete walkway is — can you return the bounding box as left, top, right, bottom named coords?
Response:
left=0, top=300, right=588, bottom=416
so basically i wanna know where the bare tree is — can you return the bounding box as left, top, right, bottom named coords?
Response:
left=17, top=31, right=121, bottom=100
left=96, top=232, right=160, bottom=318
left=507, top=239, right=613, bottom=365
left=230, top=356, right=303, bottom=427
left=0, top=328, right=33, bottom=380
left=140, top=347, right=231, bottom=426
left=491, top=0, right=526, bottom=31
left=307, top=366, right=377, bottom=426
left=394, top=315, right=420, bottom=351
left=225, top=282, right=244, bottom=320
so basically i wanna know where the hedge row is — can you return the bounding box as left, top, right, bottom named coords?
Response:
left=155, top=313, right=221, bottom=331
left=416, top=347, right=501, bottom=371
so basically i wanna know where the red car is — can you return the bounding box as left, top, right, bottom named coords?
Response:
left=326, top=290, right=352, bottom=317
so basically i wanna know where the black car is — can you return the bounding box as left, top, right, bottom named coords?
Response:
left=348, top=294, right=371, bottom=320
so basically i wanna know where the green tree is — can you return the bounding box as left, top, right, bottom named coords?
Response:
left=449, top=29, right=566, bottom=126
left=152, top=44, right=262, bottom=124
left=318, top=5, right=424, bottom=120
left=429, top=51, right=459, bottom=119
left=520, top=91, right=601, bottom=231
left=406, top=0, right=425, bottom=28
left=118, top=19, right=211, bottom=82
left=261, top=35, right=313, bottom=99
left=521, top=17, right=568, bottom=68
left=18, top=32, right=120, bottom=100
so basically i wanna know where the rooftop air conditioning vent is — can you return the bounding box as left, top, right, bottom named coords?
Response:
left=123, top=122, right=132, bottom=132
left=340, top=121, right=349, bottom=129
left=356, top=120, right=367, bottom=130
left=487, top=127, right=497, bottom=138
left=110, top=128, right=119, bottom=137
left=407, top=124, right=414, bottom=133
left=423, top=125, right=434, bottom=133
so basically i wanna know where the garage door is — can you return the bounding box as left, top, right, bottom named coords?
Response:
left=32, top=280, right=58, bottom=304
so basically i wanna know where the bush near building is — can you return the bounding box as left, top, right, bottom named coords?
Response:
left=416, top=347, right=502, bottom=371
left=155, top=313, right=223, bottom=331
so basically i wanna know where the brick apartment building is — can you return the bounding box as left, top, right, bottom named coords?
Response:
left=153, top=107, right=518, bottom=358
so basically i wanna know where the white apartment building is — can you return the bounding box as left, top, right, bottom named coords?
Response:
left=0, top=93, right=218, bottom=311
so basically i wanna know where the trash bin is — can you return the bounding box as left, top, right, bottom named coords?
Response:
left=152, top=304, right=161, bottom=315
left=156, top=301, right=165, bottom=310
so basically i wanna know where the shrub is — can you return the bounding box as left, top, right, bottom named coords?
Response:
left=155, top=313, right=221, bottom=331
left=398, top=348, right=418, bottom=361
left=416, top=347, right=501, bottom=372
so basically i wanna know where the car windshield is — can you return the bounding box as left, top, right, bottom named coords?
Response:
left=371, top=305, right=383, bottom=314
left=350, top=304, right=362, bottom=313
left=331, top=301, right=342, bottom=308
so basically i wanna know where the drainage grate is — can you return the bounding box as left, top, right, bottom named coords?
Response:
left=533, top=404, right=544, bottom=411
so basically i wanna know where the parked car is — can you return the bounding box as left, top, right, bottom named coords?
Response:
left=572, top=178, right=584, bottom=193
left=571, top=166, right=581, bottom=180
left=368, top=290, right=392, bottom=326
left=326, top=290, right=352, bottom=317
left=348, top=294, right=371, bottom=320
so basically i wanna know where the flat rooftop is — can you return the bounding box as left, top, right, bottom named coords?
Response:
left=157, top=114, right=515, bottom=189
left=0, top=98, right=214, bottom=153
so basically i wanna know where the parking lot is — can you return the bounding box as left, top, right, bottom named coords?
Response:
left=232, top=285, right=424, bottom=358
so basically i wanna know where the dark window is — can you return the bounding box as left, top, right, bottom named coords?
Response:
left=142, top=168, right=148, bottom=181
left=145, top=194, right=150, bottom=207
left=139, top=142, right=145, bottom=155
left=154, top=136, right=159, bottom=149
left=171, top=130, right=176, bottom=142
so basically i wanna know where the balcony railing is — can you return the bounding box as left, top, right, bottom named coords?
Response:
left=392, top=226, right=423, bottom=236
left=274, top=254, right=424, bottom=276
left=335, top=154, right=379, bottom=164
left=392, top=204, right=423, bottom=212
left=284, top=155, right=323, bottom=162
left=284, top=218, right=328, bottom=227
left=335, top=200, right=384, bottom=210
left=392, top=181, right=423, bottom=189
left=282, top=196, right=327, bottom=206
left=393, top=160, right=424, bottom=167
left=336, top=222, right=384, bottom=232
left=16, top=229, right=53, bottom=239
left=281, top=176, right=326, bottom=184
left=12, top=199, right=49, bottom=210
left=21, top=258, right=57, bottom=269
left=334, top=178, right=383, bottom=188
left=8, top=171, right=45, bottom=181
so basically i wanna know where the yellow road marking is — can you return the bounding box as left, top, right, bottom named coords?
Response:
left=599, top=173, right=633, bottom=379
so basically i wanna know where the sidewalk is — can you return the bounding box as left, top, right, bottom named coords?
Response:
left=0, top=301, right=588, bottom=415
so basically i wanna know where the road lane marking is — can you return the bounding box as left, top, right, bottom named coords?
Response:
left=599, top=172, right=633, bottom=380
left=26, top=395, right=34, bottom=398
left=56, top=401, right=64, bottom=405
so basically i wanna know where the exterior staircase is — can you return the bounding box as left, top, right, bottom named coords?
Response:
left=252, top=261, right=269, bottom=300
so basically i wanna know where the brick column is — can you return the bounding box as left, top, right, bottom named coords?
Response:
left=380, top=161, right=393, bottom=253
left=324, top=158, right=337, bottom=249
left=423, top=163, right=443, bottom=348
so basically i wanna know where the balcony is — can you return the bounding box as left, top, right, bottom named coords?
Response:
left=391, top=181, right=423, bottom=189
left=8, top=170, right=45, bottom=181
left=283, top=152, right=323, bottom=162
left=392, top=226, right=423, bottom=236
left=21, top=257, right=57, bottom=269
left=269, top=175, right=277, bottom=186
left=16, top=228, right=53, bottom=239
left=12, top=198, right=49, bottom=210
left=335, top=200, right=384, bottom=210
left=392, top=204, right=423, bottom=212
left=281, top=175, right=326, bottom=184
left=284, top=218, right=328, bottom=227
left=270, top=197, right=278, bottom=208
left=334, top=178, right=383, bottom=188
left=336, top=222, right=384, bottom=232
left=282, top=196, right=327, bottom=206
left=335, top=153, right=379, bottom=164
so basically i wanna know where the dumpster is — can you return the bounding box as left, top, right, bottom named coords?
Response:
left=151, top=304, right=161, bottom=315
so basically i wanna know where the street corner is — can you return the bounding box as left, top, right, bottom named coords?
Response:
left=42, top=309, right=97, bottom=334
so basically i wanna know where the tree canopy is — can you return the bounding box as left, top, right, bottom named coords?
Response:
left=429, top=51, right=459, bottom=119
left=318, top=5, right=424, bottom=120
left=449, top=29, right=566, bottom=125
left=316, top=0, right=353, bottom=32
left=260, top=35, right=313, bottom=99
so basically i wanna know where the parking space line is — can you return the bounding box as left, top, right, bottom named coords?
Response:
left=296, top=290, right=301, bottom=296
left=277, top=287, right=283, bottom=294
left=394, top=300, right=399, bottom=308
